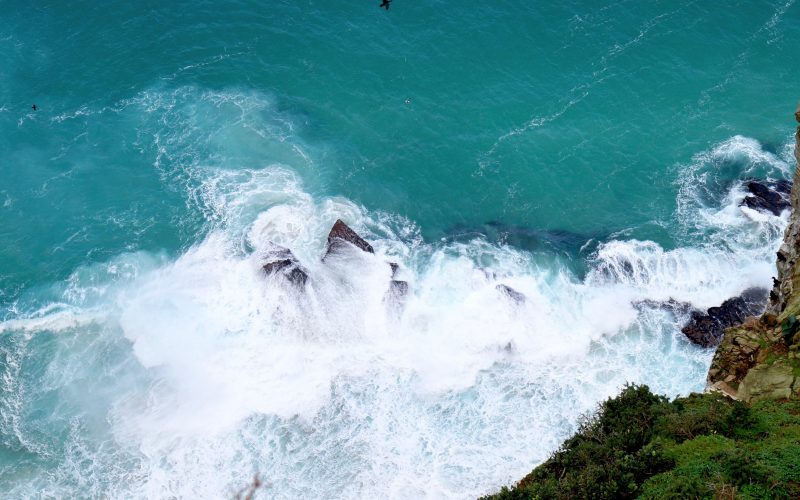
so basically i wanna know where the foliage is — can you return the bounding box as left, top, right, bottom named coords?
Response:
left=481, top=386, right=800, bottom=500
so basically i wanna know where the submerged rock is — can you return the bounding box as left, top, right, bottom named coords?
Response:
left=681, top=288, right=768, bottom=347
left=324, top=219, right=374, bottom=258
left=496, top=284, right=525, bottom=304
left=634, top=298, right=693, bottom=318
left=445, top=221, right=597, bottom=256
left=387, top=280, right=409, bottom=299
left=740, top=179, right=791, bottom=216
left=262, top=246, right=308, bottom=288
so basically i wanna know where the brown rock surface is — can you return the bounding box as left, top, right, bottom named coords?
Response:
left=325, top=220, right=374, bottom=257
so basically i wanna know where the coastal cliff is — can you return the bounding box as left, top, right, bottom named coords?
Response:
left=483, top=108, right=800, bottom=499
left=707, top=108, right=800, bottom=402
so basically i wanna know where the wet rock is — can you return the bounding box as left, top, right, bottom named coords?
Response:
left=385, top=280, right=409, bottom=313
left=262, top=247, right=308, bottom=288
left=496, top=284, right=525, bottom=304
left=681, top=288, right=769, bottom=347
left=324, top=219, right=374, bottom=259
left=740, top=180, right=791, bottom=216
left=388, top=280, right=409, bottom=299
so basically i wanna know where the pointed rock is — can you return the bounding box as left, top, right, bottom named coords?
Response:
left=681, top=288, right=768, bottom=347
left=324, top=219, right=374, bottom=259
left=262, top=247, right=308, bottom=288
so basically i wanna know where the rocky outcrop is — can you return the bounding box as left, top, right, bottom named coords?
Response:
left=324, top=219, right=374, bottom=258
left=740, top=180, right=791, bottom=215
left=681, top=288, right=768, bottom=347
left=707, top=106, right=800, bottom=402
left=262, top=246, right=309, bottom=288
left=766, top=108, right=800, bottom=317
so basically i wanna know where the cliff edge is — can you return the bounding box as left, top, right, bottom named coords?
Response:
left=708, top=107, right=800, bottom=402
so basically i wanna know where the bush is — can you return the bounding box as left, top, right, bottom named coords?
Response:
left=484, top=385, right=800, bottom=500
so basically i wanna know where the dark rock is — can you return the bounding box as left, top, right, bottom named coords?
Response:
left=388, top=280, right=408, bottom=299
left=324, top=219, right=374, bottom=258
left=388, top=262, right=400, bottom=278
left=262, top=247, right=308, bottom=288
left=445, top=221, right=597, bottom=256
left=740, top=180, right=791, bottom=216
left=496, top=284, right=525, bottom=304
left=384, top=280, right=409, bottom=310
left=681, top=287, right=769, bottom=347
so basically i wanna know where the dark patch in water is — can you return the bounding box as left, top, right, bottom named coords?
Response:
left=444, top=221, right=598, bottom=257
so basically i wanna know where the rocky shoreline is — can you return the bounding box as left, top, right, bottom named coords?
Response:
left=481, top=107, right=800, bottom=499
left=706, top=108, right=800, bottom=402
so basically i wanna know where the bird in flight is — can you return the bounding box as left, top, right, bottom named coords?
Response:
left=31, top=104, right=37, bottom=111
left=380, top=0, right=391, bottom=10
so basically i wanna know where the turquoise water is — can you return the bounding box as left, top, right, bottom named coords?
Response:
left=1, top=1, right=798, bottom=497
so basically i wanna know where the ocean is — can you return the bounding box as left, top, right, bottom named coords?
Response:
left=1, top=0, right=798, bottom=497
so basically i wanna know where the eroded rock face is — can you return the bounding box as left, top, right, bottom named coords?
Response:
left=740, top=180, right=791, bottom=215
left=766, top=109, right=800, bottom=317
left=737, top=362, right=795, bottom=401
left=262, top=247, right=308, bottom=288
left=324, top=219, right=374, bottom=258
left=682, top=288, right=768, bottom=347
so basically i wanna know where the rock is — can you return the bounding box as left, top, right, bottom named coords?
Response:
left=681, top=288, right=768, bottom=347
left=388, top=262, right=400, bottom=278
left=262, top=247, right=308, bottom=288
left=496, top=284, right=525, bottom=304
left=387, top=280, right=409, bottom=299
left=384, top=280, right=409, bottom=313
left=706, top=107, right=800, bottom=402
left=324, top=220, right=374, bottom=258
left=737, top=362, right=795, bottom=402
left=740, top=180, right=791, bottom=216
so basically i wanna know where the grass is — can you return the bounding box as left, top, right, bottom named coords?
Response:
left=481, top=385, right=800, bottom=500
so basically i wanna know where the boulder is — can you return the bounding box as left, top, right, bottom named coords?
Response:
left=324, top=220, right=374, bottom=259
left=740, top=180, right=791, bottom=216
left=496, top=284, right=525, bottom=304
left=681, top=288, right=768, bottom=347
left=262, top=247, right=308, bottom=288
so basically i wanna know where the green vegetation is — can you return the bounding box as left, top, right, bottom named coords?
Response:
left=482, top=385, right=800, bottom=499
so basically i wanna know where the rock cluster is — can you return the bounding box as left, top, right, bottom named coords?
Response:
left=707, top=106, right=800, bottom=402
left=681, top=288, right=768, bottom=347
left=261, top=219, right=409, bottom=302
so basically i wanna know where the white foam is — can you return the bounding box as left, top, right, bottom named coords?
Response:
left=1, top=124, right=792, bottom=498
